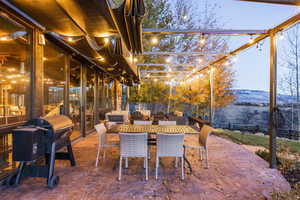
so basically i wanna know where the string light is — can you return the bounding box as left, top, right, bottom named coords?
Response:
left=0, top=36, right=10, bottom=41
left=165, top=57, right=172, bottom=63
left=133, top=58, right=138, bottom=63
left=232, top=57, right=238, bottom=62
left=198, top=58, right=203, bottom=63
left=200, top=34, right=206, bottom=45
left=151, top=37, right=159, bottom=45
left=248, top=35, right=254, bottom=44
left=183, top=15, right=188, bottom=20
left=279, top=32, right=284, bottom=40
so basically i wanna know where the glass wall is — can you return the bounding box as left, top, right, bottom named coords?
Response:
left=0, top=13, right=32, bottom=177
left=69, top=59, right=81, bottom=139
left=86, top=68, right=95, bottom=131
left=43, top=40, right=66, bottom=116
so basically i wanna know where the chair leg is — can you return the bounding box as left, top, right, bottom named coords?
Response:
left=118, top=156, right=123, bottom=181
left=155, top=156, right=159, bottom=180
left=125, top=157, right=128, bottom=168
left=145, top=157, right=148, bottom=181
left=144, top=157, right=146, bottom=168
left=205, top=149, right=209, bottom=169
left=181, top=157, right=184, bottom=180
left=199, top=149, right=203, bottom=161
left=175, top=157, right=178, bottom=168
left=103, top=149, right=106, bottom=163
left=148, top=147, right=151, bottom=160
left=95, top=144, right=101, bottom=167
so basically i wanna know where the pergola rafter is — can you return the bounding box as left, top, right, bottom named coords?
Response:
left=141, top=52, right=226, bottom=56
left=143, top=28, right=267, bottom=35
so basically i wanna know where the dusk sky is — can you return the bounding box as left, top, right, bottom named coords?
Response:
left=199, top=0, right=299, bottom=91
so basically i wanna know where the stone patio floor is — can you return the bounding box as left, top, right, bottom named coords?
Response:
left=0, top=133, right=290, bottom=200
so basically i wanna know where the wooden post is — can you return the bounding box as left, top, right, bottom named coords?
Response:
left=113, top=80, right=118, bottom=110
left=209, top=67, right=214, bottom=124
left=29, top=29, right=44, bottom=118
left=269, top=33, right=277, bottom=168
left=80, top=65, right=86, bottom=137
left=64, top=55, right=70, bottom=116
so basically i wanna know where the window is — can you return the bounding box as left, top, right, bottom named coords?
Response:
left=43, top=40, right=66, bottom=116
left=69, top=59, right=81, bottom=139
left=0, top=12, right=32, bottom=177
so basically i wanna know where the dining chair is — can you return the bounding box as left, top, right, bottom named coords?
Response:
left=183, top=125, right=214, bottom=168
left=118, top=133, right=148, bottom=181
left=156, top=133, right=185, bottom=180
left=158, top=120, right=177, bottom=125
left=133, top=120, right=154, bottom=159
left=133, top=120, right=153, bottom=125
left=94, top=123, right=119, bottom=167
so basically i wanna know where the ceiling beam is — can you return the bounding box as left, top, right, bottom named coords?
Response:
left=142, top=28, right=267, bottom=35
left=142, top=52, right=226, bottom=56
left=137, top=63, right=198, bottom=67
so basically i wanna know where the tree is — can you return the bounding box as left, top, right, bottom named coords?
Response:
left=279, top=24, right=300, bottom=101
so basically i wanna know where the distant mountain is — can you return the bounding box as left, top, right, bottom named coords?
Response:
left=233, top=89, right=296, bottom=104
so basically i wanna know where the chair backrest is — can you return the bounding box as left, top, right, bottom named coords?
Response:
left=199, top=125, right=214, bottom=148
left=107, top=114, right=124, bottom=123
left=119, top=133, right=148, bottom=157
left=133, top=120, right=152, bottom=125
left=94, top=123, right=107, bottom=147
left=158, top=120, right=177, bottom=126
left=156, top=133, right=184, bottom=157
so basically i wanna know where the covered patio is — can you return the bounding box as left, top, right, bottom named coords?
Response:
left=0, top=133, right=289, bottom=200
left=0, top=0, right=300, bottom=199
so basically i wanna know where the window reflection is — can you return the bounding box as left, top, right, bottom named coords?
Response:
left=86, top=68, right=95, bottom=131
left=70, top=59, right=81, bottom=139
left=43, top=40, right=65, bottom=116
left=0, top=13, right=31, bottom=176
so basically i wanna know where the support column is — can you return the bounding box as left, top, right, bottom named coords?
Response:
left=94, top=72, right=99, bottom=125
left=29, top=29, right=44, bottom=118
left=167, top=84, right=172, bottom=114
left=126, top=86, right=130, bottom=111
left=269, top=33, right=277, bottom=169
left=64, top=55, right=70, bottom=116
left=113, top=80, right=118, bottom=110
left=80, top=65, right=86, bottom=137
left=209, top=67, right=214, bottom=124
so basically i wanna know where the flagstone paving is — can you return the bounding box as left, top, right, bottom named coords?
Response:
left=0, top=133, right=290, bottom=200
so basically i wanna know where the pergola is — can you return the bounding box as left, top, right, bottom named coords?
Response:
left=137, top=0, right=300, bottom=169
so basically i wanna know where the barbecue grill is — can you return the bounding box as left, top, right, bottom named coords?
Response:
left=6, top=115, right=76, bottom=188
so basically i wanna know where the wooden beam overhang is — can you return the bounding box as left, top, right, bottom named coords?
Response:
left=142, top=52, right=226, bottom=56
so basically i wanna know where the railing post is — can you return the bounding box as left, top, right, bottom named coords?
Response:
left=269, top=32, right=277, bottom=169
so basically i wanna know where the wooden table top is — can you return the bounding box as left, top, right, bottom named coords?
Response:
left=107, top=124, right=199, bottom=135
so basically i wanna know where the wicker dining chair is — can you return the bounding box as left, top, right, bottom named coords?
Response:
left=156, top=133, right=185, bottom=180
left=133, top=120, right=154, bottom=159
left=118, top=133, right=148, bottom=181
left=94, top=123, right=119, bottom=167
left=158, top=120, right=177, bottom=126
left=183, top=125, right=214, bottom=168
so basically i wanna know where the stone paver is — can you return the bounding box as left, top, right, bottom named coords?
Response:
left=0, top=133, right=290, bottom=200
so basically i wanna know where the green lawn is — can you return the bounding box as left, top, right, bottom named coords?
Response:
left=214, top=129, right=300, bottom=155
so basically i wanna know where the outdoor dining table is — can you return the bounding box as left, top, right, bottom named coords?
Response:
left=107, top=124, right=199, bottom=173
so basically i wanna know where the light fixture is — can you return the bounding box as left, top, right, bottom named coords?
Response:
left=151, top=37, right=158, bottom=45
left=199, top=74, right=204, bottom=78
left=232, top=57, right=238, bottom=62
left=153, top=78, right=158, bottom=82
left=248, top=35, right=254, bottom=44
left=67, top=37, right=74, bottom=42
left=0, top=36, right=10, bottom=41
left=210, top=67, right=215, bottom=72
left=104, top=37, right=110, bottom=44
left=133, top=58, right=138, bottom=63
left=224, top=61, right=230, bottom=66
left=279, top=32, right=284, bottom=40
left=165, top=57, right=172, bottom=63
left=198, top=58, right=203, bottom=63
left=97, top=56, right=105, bottom=62
left=200, top=34, right=206, bottom=45
left=183, top=15, right=188, bottom=20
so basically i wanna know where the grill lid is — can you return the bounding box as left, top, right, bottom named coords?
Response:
left=41, top=115, right=73, bottom=132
